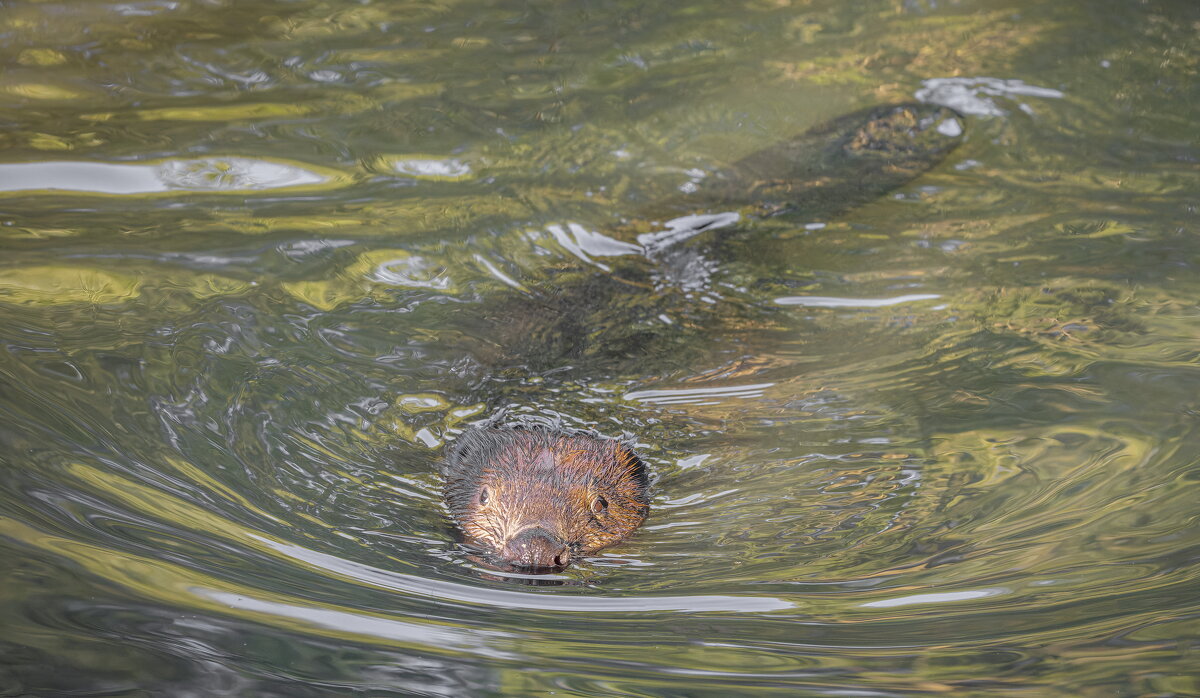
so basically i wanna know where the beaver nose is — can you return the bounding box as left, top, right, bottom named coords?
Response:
left=502, top=528, right=571, bottom=571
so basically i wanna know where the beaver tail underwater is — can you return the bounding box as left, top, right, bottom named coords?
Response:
left=446, top=103, right=964, bottom=572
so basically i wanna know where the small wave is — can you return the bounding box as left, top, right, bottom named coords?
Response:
left=774, top=293, right=941, bottom=308
left=915, top=77, right=1065, bottom=117
left=0, top=157, right=336, bottom=195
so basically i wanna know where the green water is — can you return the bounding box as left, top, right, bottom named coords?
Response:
left=1, top=0, right=1198, bottom=695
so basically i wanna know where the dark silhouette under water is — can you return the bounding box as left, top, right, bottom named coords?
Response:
left=444, top=103, right=965, bottom=573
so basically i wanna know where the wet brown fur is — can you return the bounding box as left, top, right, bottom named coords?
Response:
left=444, top=423, right=649, bottom=570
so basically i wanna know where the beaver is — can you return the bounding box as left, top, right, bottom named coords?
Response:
left=444, top=421, right=649, bottom=572
left=443, top=103, right=964, bottom=572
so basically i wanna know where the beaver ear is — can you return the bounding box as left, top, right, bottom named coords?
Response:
left=444, top=425, right=506, bottom=477
left=616, top=446, right=650, bottom=493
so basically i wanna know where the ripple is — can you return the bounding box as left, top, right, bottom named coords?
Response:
left=257, top=536, right=795, bottom=614
left=199, top=591, right=518, bottom=657
left=860, top=587, right=1010, bottom=608
left=0, top=157, right=339, bottom=195
left=774, top=294, right=941, bottom=308
left=392, top=157, right=472, bottom=180
left=624, top=382, right=775, bottom=405
left=543, top=222, right=642, bottom=269
left=636, top=212, right=741, bottom=253
left=370, top=254, right=452, bottom=290
left=915, top=77, right=1065, bottom=117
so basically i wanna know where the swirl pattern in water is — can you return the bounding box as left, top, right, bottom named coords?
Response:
left=1, top=0, right=1198, bottom=695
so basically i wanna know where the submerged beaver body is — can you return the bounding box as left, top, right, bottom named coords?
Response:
left=443, top=103, right=964, bottom=572
left=444, top=423, right=649, bottom=572
left=469, top=103, right=965, bottom=375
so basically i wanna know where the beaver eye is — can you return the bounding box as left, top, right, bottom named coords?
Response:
left=591, top=496, right=608, bottom=515
left=478, top=487, right=490, bottom=506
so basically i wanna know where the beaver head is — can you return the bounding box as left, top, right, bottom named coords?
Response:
left=443, top=424, right=649, bottom=572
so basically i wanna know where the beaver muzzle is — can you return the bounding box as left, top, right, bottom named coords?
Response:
left=501, top=526, right=572, bottom=572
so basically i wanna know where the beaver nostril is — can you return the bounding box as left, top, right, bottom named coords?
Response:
left=504, top=528, right=571, bottom=571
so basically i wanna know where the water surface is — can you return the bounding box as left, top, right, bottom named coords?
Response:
left=2, top=0, right=1198, bottom=695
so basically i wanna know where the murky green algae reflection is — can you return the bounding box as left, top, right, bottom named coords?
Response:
left=2, top=0, right=1199, bottom=695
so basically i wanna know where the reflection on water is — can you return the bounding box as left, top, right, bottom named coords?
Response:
left=860, top=587, right=1009, bottom=609
left=0, top=157, right=332, bottom=194
left=261, top=535, right=795, bottom=612
left=774, top=293, right=942, bottom=308
left=915, top=76, right=1066, bottom=117
left=625, top=382, right=775, bottom=405
left=392, top=157, right=473, bottom=180
left=1, top=0, right=1199, bottom=695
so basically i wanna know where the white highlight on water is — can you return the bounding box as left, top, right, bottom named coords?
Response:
left=624, top=382, right=774, bottom=405
left=0, top=158, right=328, bottom=194
left=915, top=77, right=1065, bottom=117
left=774, top=294, right=941, bottom=308
left=392, top=157, right=471, bottom=179
left=861, top=587, right=1010, bottom=608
